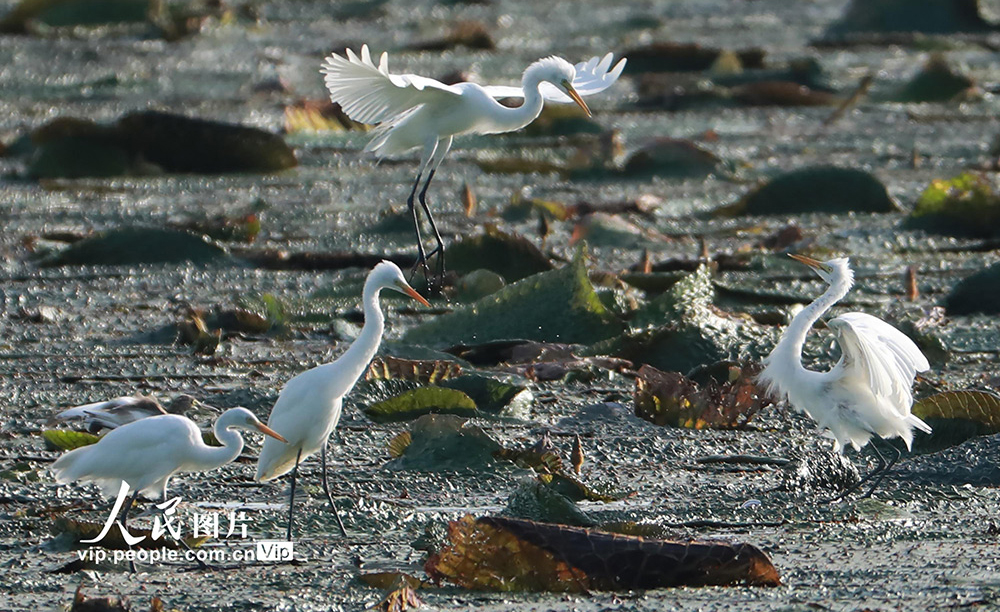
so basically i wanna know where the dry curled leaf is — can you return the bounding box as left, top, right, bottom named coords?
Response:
left=366, top=356, right=462, bottom=384
left=425, top=515, right=780, bottom=591
left=634, top=363, right=769, bottom=429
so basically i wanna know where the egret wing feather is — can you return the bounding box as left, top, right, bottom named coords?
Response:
left=483, top=54, right=627, bottom=103
left=831, top=312, right=929, bottom=419
left=321, top=45, right=462, bottom=125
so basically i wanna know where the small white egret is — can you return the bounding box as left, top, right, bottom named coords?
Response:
left=51, top=407, right=286, bottom=569
left=321, top=46, right=626, bottom=276
left=758, top=255, right=931, bottom=498
left=51, top=394, right=206, bottom=433
left=255, top=261, right=430, bottom=539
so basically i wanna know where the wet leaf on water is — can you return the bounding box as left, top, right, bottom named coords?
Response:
left=944, top=261, right=1000, bottom=315
left=907, top=172, right=1000, bottom=238
left=633, top=363, right=770, bottom=429
left=439, top=374, right=533, bottom=417
left=621, top=138, right=721, bottom=179
left=505, top=481, right=597, bottom=527
left=364, top=386, right=478, bottom=423
left=175, top=212, right=261, bottom=244
left=537, top=473, right=631, bottom=503
left=621, top=42, right=765, bottom=73
left=387, top=431, right=412, bottom=459
left=284, top=100, right=368, bottom=133
left=494, top=448, right=564, bottom=474
left=70, top=585, right=131, bottom=612
left=500, top=195, right=571, bottom=223
left=371, top=584, right=423, bottom=612
left=912, top=390, right=1000, bottom=433
left=569, top=213, right=669, bottom=249
left=386, top=414, right=502, bottom=471
left=826, top=0, right=996, bottom=36
left=0, top=0, right=146, bottom=32
left=447, top=225, right=553, bottom=282
left=893, top=53, right=976, bottom=102
left=722, top=166, right=899, bottom=216
left=42, top=430, right=100, bottom=451
left=425, top=515, right=781, bottom=591
left=520, top=104, right=604, bottom=137
left=39, top=227, right=230, bottom=267
left=405, top=247, right=623, bottom=348
left=425, top=514, right=590, bottom=592
left=117, top=111, right=296, bottom=173
left=454, top=269, right=506, bottom=302
left=730, top=81, right=839, bottom=107
left=366, top=356, right=463, bottom=384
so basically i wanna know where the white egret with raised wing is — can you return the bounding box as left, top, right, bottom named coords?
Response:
left=758, top=255, right=931, bottom=498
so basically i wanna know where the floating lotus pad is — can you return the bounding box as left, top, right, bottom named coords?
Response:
left=404, top=249, right=623, bottom=347
left=41, top=227, right=230, bottom=267
left=386, top=414, right=502, bottom=471
left=446, top=226, right=553, bottom=283
left=945, top=262, right=1000, bottom=315
left=907, top=172, right=1000, bottom=238
left=725, top=166, right=899, bottom=215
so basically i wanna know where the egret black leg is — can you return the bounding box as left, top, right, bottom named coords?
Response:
left=417, top=169, right=446, bottom=284
left=321, top=441, right=348, bottom=537
left=406, top=173, right=431, bottom=285
left=116, top=489, right=140, bottom=573
left=286, top=448, right=302, bottom=542
left=827, top=441, right=895, bottom=502
left=860, top=442, right=901, bottom=499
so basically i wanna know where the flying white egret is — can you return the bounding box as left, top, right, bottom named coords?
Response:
left=255, top=261, right=430, bottom=539
left=321, top=45, right=626, bottom=278
left=51, top=407, right=286, bottom=569
left=50, top=394, right=207, bottom=433
left=758, top=255, right=931, bottom=499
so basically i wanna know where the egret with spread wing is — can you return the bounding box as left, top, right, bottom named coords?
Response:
left=758, top=255, right=931, bottom=499
left=255, top=261, right=430, bottom=540
left=321, top=46, right=626, bottom=279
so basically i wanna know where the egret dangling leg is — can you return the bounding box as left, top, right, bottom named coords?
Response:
left=827, top=440, right=902, bottom=502
left=417, top=136, right=453, bottom=286
left=320, top=441, right=348, bottom=537
left=286, top=448, right=302, bottom=542
left=116, top=488, right=141, bottom=573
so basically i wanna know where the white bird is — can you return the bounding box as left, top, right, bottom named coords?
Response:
left=50, top=394, right=206, bottom=433
left=52, top=407, right=286, bottom=501
left=51, top=406, right=286, bottom=569
left=758, top=254, right=931, bottom=498
left=255, top=261, right=430, bottom=539
left=321, top=45, right=626, bottom=276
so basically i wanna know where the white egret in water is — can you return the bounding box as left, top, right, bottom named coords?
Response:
left=51, top=394, right=207, bottom=433
left=321, top=46, right=626, bottom=278
left=758, top=255, right=931, bottom=498
left=255, top=261, right=430, bottom=539
left=51, top=407, right=286, bottom=569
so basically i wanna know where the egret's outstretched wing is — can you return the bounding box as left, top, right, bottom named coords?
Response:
left=830, top=312, right=930, bottom=417
left=483, top=53, right=627, bottom=103
left=321, top=45, right=463, bottom=125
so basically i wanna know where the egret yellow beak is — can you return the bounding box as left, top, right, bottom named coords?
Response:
left=255, top=422, right=287, bottom=443
left=396, top=280, right=431, bottom=307
left=561, top=80, right=591, bottom=117
left=789, top=253, right=832, bottom=273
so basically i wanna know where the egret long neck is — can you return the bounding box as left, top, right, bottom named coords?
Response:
left=332, top=280, right=385, bottom=395
left=489, top=71, right=548, bottom=133
left=771, top=274, right=853, bottom=372
left=191, top=419, right=245, bottom=471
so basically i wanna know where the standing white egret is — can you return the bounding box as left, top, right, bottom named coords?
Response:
left=50, top=394, right=207, bottom=433
left=255, top=261, right=430, bottom=539
left=51, top=407, right=286, bottom=569
left=321, top=45, right=626, bottom=277
left=758, top=255, right=931, bottom=498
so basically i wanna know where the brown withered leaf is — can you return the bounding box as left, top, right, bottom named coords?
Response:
left=372, top=585, right=422, bottom=612
left=911, top=390, right=1000, bottom=433
left=71, top=585, right=129, bottom=612
left=366, top=356, right=462, bottom=384
left=493, top=448, right=565, bottom=474
left=634, top=363, right=769, bottom=429
left=425, top=515, right=590, bottom=592
left=426, top=515, right=780, bottom=591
